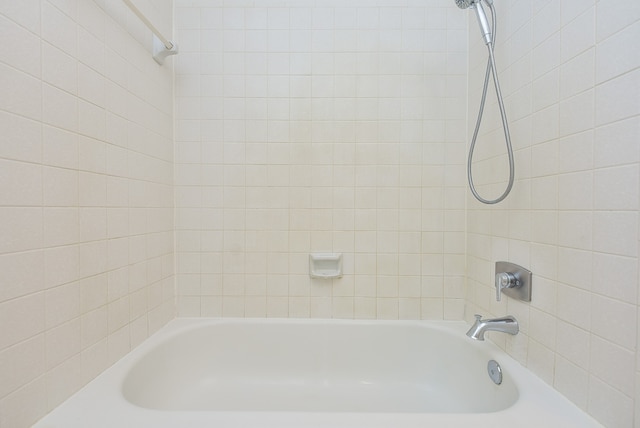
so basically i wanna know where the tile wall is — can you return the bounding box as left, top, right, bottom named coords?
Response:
left=0, top=0, right=175, bottom=426
left=174, top=0, right=468, bottom=320
left=464, top=0, right=640, bottom=427
left=2, top=0, right=638, bottom=427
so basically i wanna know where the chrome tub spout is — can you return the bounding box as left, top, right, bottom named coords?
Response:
left=466, top=314, right=519, bottom=341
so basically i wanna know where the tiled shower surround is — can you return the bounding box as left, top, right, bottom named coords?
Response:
left=173, top=1, right=468, bottom=319
left=464, top=1, right=640, bottom=427
left=0, top=0, right=639, bottom=427
left=0, top=0, right=175, bottom=426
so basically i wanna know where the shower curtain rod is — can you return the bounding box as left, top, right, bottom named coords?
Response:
left=122, top=0, right=173, bottom=49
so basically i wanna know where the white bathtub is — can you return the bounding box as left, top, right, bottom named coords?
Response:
left=34, top=318, right=602, bottom=428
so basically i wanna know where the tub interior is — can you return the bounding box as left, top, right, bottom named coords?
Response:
left=122, top=321, right=518, bottom=413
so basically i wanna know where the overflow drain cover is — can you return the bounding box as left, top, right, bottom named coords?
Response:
left=488, top=360, right=503, bottom=385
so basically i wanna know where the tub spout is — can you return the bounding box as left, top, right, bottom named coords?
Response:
left=466, top=314, right=518, bottom=341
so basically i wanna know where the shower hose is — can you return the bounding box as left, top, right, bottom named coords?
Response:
left=467, top=2, right=515, bottom=205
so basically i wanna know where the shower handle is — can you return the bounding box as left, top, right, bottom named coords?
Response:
left=495, top=272, right=519, bottom=302
left=494, top=262, right=533, bottom=302
left=472, top=2, right=493, bottom=45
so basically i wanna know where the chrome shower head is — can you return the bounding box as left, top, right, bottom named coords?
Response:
left=454, top=0, right=476, bottom=8
left=455, top=0, right=493, bottom=45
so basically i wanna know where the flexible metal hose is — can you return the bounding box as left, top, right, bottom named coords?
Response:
left=467, top=2, right=514, bottom=204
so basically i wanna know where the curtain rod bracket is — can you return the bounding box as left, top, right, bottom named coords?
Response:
left=122, top=0, right=178, bottom=65
left=153, top=34, right=178, bottom=65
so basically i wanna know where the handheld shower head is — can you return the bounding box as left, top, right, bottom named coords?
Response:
left=455, top=0, right=493, bottom=45
left=454, top=0, right=476, bottom=8
left=472, top=2, right=493, bottom=45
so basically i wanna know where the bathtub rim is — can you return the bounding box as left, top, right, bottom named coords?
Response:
left=33, top=317, right=604, bottom=428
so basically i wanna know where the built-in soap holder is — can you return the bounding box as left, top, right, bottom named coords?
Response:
left=309, top=253, right=343, bottom=279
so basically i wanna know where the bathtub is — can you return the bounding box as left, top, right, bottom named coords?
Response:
left=34, top=318, right=602, bottom=428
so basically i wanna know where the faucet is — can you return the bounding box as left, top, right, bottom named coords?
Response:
left=466, top=314, right=519, bottom=341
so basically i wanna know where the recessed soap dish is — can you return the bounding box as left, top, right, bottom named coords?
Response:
left=309, top=253, right=343, bottom=279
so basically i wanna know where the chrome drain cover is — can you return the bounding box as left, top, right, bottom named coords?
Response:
left=488, top=360, right=503, bottom=385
